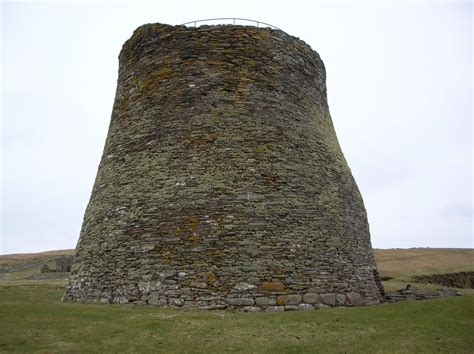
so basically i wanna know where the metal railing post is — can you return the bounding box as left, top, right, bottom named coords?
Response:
left=180, top=18, right=281, bottom=31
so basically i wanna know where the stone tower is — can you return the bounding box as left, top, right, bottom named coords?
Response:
left=64, top=22, right=384, bottom=310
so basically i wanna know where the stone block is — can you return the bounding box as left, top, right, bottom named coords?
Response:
left=169, top=298, right=183, bottom=306
left=303, top=293, right=320, bottom=304
left=243, top=306, right=261, bottom=312
left=298, top=304, right=315, bottom=311
left=234, top=283, right=256, bottom=292
left=320, top=293, right=336, bottom=306
left=346, top=292, right=363, bottom=306
left=112, top=296, right=129, bottom=304
left=148, top=298, right=168, bottom=306
left=226, top=297, right=255, bottom=306
left=336, top=294, right=347, bottom=306
left=190, top=282, right=208, bottom=289
left=200, top=305, right=227, bottom=310
left=138, top=281, right=162, bottom=293
left=255, top=297, right=276, bottom=306
left=276, top=294, right=302, bottom=306
left=265, top=306, right=285, bottom=312
left=284, top=305, right=298, bottom=311
left=315, top=303, right=330, bottom=309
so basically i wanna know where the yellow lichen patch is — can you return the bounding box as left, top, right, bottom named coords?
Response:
left=138, top=66, right=173, bottom=92
left=185, top=217, right=199, bottom=231
left=171, top=226, right=182, bottom=236
left=205, top=132, right=218, bottom=142
left=260, top=281, right=285, bottom=292
left=186, top=132, right=219, bottom=148
left=251, top=31, right=271, bottom=40
left=186, top=233, right=200, bottom=242
left=115, top=98, right=129, bottom=111
left=158, top=244, right=175, bottom=265
left=255, top=145, right=268, bottom=154
left=276, top=295, right=288, bottom=306
left=266, top=175, right=276, bottom=189
left=204, top=272, right=217, bottom=283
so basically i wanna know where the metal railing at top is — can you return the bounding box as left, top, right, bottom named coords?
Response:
left=180, top=18, right=281, bottom=31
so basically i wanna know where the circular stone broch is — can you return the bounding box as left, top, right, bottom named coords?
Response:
left=64, top=22, right=385, bottom=311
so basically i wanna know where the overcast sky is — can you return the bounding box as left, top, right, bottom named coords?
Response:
left=1, top=0, right=472, bottom=254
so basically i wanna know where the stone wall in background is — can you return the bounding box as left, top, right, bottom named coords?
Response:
left=64, top=23, right=384, bottom=311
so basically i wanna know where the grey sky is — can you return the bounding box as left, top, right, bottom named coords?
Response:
left=1, top=0, right=472, bottom=254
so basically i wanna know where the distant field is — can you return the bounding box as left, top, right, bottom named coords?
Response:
left=0, top=249, right=74, bottom=265
left=374, top=248, right=474, bottom=279
left=0, top=249, right=74, bottom=283
left=373, top=248, right=474, bottom=293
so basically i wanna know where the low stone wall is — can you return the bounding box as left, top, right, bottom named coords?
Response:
left=103, top=279, right=374, bottom=311
left=28, top=273, right=70, bottom=280
left=412, top=272, right=473, bottom=289
left=386, top=286, right=461, bottom=302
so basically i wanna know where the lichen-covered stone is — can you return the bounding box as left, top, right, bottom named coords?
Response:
left=64, top=22, right=384, bottom=310
left=260, top=282, right=285, bottom=292
left=276, top=294, right=303, bottom=306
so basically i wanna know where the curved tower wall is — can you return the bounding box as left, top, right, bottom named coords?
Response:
left=65, top=23, right=384, bottom=310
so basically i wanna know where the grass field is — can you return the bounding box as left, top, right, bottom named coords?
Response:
left=0, top=248, right=473, bottom=353
left=0, top=282, right=473, bottom=353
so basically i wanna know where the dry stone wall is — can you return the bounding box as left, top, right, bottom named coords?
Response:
left=64, top=23, right=384, bottom=311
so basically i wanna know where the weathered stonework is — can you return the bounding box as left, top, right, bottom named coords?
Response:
left=64, top=22, right=385, bottom=310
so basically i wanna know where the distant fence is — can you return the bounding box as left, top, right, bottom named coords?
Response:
left=181, top=18, right=281, bottom=31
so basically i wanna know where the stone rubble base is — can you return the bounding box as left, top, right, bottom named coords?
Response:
left=65, top=288, right=381, bottom=312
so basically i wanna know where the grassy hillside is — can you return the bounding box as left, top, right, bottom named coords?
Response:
left=374, top=248, right=474, bottom=279
left=0, top=249, right=75, bottom=264
left=0, top=249, right=74, bottom=283
left=373, top=248, right=474, bottom=293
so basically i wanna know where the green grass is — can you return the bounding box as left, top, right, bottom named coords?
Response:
left=1, top=249, right=472, bottom=352
left=0, top=282, right=473, bottom=353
